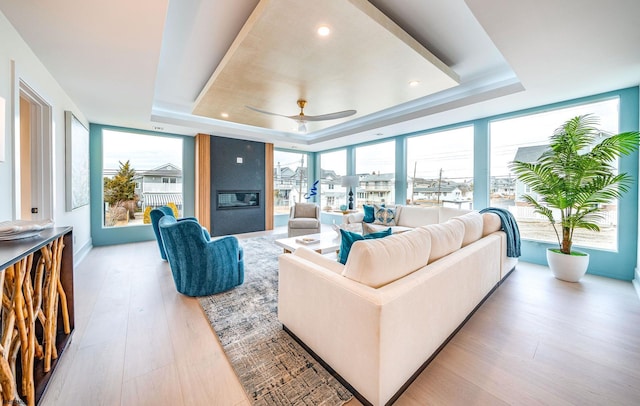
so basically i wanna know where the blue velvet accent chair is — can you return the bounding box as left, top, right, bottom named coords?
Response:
left=159, top=216, right=244, bottom=296
left=151, top=206, right=211, bottom=260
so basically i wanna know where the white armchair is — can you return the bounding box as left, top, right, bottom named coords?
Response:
left=287, top=203, right=321, bottom=237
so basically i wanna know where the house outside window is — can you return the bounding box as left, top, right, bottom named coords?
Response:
left=355, top=141, right=395, bottom=207
left=490, top=98, right=620, bottom=250
left=102, top=130, right=183, bottom=228
left=274, top=150, right=308, bottom=214
left=319, top=149, right=347, bottom=211
left=406, top=126, right=473, bottom=208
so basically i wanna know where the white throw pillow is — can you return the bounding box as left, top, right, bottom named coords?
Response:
left=342, top=227, right=431, bottom=288
left=420, top=220, right=465, bottom=262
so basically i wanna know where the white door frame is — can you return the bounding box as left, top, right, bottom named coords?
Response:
left=12, top=62, right=54, bottom=221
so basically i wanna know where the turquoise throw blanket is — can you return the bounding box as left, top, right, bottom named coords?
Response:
left=480, top=207, right=521, bottom=258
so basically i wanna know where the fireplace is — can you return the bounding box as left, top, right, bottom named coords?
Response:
left=217, top=190, right=260, bottom=210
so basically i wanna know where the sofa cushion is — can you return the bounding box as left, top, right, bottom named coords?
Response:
left=288, top=218, right=320, bottom=229
left=420, top=219, right=465, bottom=262
left=438, top=206, right=471, bottom=223
left=451, top=211, right=484, bottom=247
left=395, top=206, right=439, bottom=227
left=363, top=204, right=375, bottom=223
left=342, top=228, right=431, bottom=288
left=373, top=205, right=396, bottom=226
left=338, top=228, right=392, bottom=265
left=482, top=212, right=502, bottom=236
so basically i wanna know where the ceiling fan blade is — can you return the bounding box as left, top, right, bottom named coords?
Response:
left=245, top=105, right=289, bottom=118
left=288, top=110, right=357, bottom=122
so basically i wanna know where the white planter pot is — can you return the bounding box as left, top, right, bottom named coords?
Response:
left=546, top=248, right=589, bottom=282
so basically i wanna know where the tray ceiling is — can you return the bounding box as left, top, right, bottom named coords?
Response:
left=192, top=0, right=459, bottom=133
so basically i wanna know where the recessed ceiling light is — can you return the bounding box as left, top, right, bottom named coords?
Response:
left=152, top=126, right=164, bottom=131
left=409, top=80, right=420, bottom=87
left=317, top=25, right=331, bottom=36
left=221, top=112, right=229, bottom=118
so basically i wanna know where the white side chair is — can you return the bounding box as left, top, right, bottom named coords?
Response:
left=287, top=203, right=321, bottom=237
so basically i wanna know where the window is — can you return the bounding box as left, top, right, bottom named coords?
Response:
left=355, top=141, right=395, bottom=207
left=407, top=127, right=473, bottom=208
left=274, top=150, right=308, bottom=214
left=102, top=130, right=183, bottom=227
left=490, top=98, right=620, bottom=250
left=319, top=150, right=346, bottom=211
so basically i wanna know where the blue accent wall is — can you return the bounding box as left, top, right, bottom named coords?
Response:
left=473, top=119, right=490, bottom=209
left=90, top=124, right=195, bottom=246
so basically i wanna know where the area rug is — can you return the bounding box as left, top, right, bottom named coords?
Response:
left=198, top=235, right=353, bottom=406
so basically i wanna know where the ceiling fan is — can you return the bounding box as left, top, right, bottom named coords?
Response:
left=246, top=99, right=356, bottom=132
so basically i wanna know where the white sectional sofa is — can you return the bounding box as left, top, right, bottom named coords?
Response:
left=278, top=207, right=517, bottom=406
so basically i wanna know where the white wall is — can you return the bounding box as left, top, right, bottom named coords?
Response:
left=0, top=10, right=91, bottom=259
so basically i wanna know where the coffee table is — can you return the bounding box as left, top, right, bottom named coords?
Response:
left=275, top=232, right=341, bottom=254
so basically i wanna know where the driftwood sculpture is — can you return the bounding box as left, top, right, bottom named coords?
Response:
left=0, top=236, right=70, bottom=406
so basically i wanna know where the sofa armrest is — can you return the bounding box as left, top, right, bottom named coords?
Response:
left=488, top=230, right=518, bottom=279
left=290, top=247, right=344, bottom=274
left=346, top=212, right=364, bottom=224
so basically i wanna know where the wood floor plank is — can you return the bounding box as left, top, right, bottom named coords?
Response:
left=121, top=363, right=184, bottom=406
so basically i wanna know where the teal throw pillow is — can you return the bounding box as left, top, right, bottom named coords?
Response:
left=373, top=204, right=396, bottom=226
left=338, top=228, right=392, bottom=265
left=363, top=204, right=375, bottom=223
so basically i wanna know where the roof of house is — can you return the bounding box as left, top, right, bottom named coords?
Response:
left=513, top=145, right=548, bottom=163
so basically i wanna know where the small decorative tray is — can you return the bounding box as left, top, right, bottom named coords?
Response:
left=295, top=237, right=319, bottom=245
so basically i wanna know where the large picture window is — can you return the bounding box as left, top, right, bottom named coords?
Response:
left=102, top=130, right=183, bottom=227
left=273, top=150, right=308, bottom=214
left=355, top=141, right=396, bottom=207
left=319, top=149, right=347, bottom=212
left=490, top=98, right=620, bottom=250
left=407, top=127, right=473, bottom=209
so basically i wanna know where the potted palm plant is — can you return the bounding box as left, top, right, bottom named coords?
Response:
left=510, top=114, right=639, bottom=282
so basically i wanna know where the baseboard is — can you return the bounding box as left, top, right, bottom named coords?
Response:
left=74, top=238, right=92, bottom=267
left=633, top=267, right=640, bottom=301
left=282, top=271, right=509, bottom=406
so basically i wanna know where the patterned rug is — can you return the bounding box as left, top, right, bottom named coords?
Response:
left=198, top=235, right=353, bottom=405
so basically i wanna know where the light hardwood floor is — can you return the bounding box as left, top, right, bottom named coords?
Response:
left=40, top=229, right=640, bottom=406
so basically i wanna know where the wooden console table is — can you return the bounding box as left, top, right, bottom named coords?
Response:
left=0, top=227, right=74, bottom=406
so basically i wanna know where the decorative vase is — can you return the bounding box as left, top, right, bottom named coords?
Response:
left=546, top=248, right=589, bottom=282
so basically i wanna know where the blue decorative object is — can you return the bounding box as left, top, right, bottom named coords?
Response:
left=363, top=204, right=375, bottom=223
left=479, top=207, right=521, bottom=258
left=159, top=216, right=244, bottom=296
left=151, top=206, right=211, bottom=260
left=338, top=227, right=392, bottom=265
left=304, top=180, right=319, bottom=200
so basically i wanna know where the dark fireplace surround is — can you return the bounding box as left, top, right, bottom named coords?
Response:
left=210, top=136, right=266, bottom=236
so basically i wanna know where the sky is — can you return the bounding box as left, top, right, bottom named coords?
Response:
left=102, top=130, right=183, bottom=171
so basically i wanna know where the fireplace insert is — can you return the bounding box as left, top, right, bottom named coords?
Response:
left=217, top=191, right=260, bottom=209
